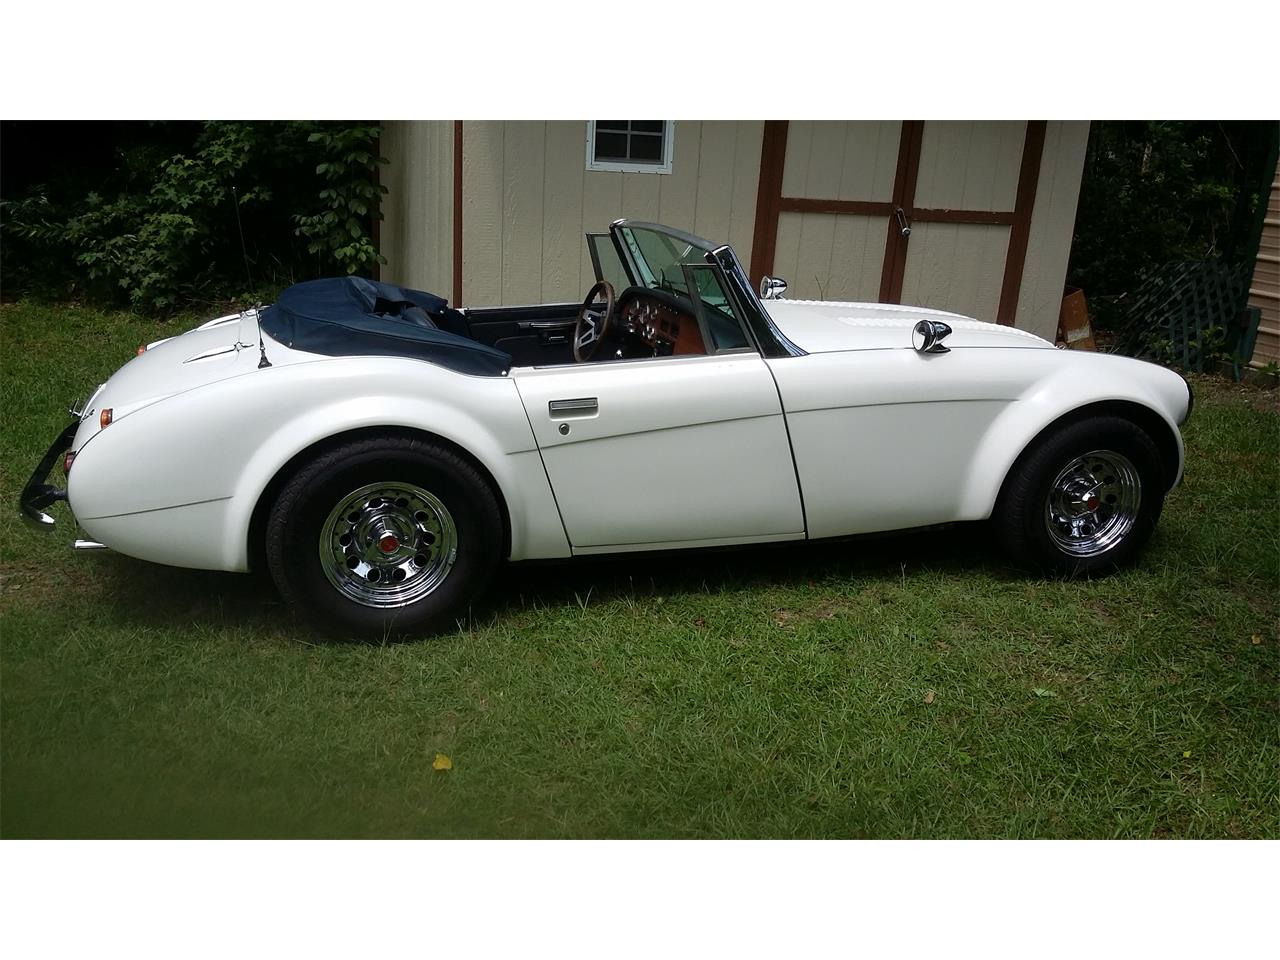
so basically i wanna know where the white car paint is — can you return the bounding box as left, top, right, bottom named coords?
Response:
left=513, top=353, right=804, bottom=550
left=56, top=293, right=1190, bottom=574
left=67, top=313, right=571, bottom=570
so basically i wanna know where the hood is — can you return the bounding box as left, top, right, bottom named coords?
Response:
left=763, top=298, right=1055, bottom=353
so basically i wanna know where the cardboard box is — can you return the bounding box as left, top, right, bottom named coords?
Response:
left=1057, top=287, right=1096, bottom=351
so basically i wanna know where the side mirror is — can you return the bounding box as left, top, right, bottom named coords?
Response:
left=912, top=319, right=952, bottom=355
left=759, top=276, right=788, bottom=300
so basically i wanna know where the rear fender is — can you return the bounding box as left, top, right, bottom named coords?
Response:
left=69, top=358, right=571, bottom=571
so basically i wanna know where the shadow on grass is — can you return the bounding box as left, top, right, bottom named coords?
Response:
left=86, top=522, right=1014, bottom=641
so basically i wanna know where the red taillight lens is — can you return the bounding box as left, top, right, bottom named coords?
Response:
left=100, top=408, right=113, bottom=428
left=63, top=450, right=76, bottom=474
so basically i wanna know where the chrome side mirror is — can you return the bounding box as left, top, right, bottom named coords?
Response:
left=912, top=319, right=952, bottom=355
left=759, top=276, right=788, bottom=300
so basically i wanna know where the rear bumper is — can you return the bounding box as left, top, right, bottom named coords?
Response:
left=19, top=421, right=78, bottom=530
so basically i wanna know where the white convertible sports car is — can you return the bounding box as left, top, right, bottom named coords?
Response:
left=21, top=220, right=1193, bottom=638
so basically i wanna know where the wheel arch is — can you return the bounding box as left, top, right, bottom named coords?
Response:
left=246, top=425, right=513, bottom=574
left=990, top=399, right=1183, bottom=517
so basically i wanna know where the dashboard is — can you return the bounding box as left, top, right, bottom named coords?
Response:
left=617, top=289, right=706, bottom=357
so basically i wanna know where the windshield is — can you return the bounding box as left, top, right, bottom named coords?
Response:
left=618, top=225, right=713, bottom=295
left=615, top=223, right=751, bottom=352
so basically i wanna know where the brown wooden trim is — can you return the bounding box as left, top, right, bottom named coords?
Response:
left=779, top=198, right=1015, bottom=225
left=912, top=207, right=1015, bottom=226
left=778, top=197, right=893, bottom=217
left=879, top=120, right=924, bottom=303
left=452, top=119, right=463, bottom=308
left=995, top=121, right=1047, bottom=326
left=748, top=120, right=789, bottom=286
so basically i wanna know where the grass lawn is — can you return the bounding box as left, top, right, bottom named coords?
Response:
left=2, top=300, right=1277, bottom=839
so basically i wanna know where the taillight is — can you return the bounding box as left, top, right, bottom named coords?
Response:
left=63, top=450, right=76, bottom=474
left=100, top=408, right=113, bottom=428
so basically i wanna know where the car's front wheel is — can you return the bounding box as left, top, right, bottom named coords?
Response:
left=265, top=436, right=503, bottom=640
left=995, top=415, right=1166, bottom=575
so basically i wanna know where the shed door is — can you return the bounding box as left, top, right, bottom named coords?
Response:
left=750, top=121, right=1047, bottom=326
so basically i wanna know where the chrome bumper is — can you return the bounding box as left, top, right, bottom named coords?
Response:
left=19, top=420, right=78, bottom=531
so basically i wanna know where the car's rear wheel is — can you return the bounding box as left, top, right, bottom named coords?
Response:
left=995, top=415, right=1166, bottom=575
left=265, top=436, right=502, bottom=640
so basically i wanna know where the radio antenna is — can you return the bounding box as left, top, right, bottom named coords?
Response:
left=231, top=184, right=253, bottom=289
left=255, top=303, right=272, bottom=368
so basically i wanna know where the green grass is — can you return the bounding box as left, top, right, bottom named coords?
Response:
left=2, top=301, right=1277, bottom=838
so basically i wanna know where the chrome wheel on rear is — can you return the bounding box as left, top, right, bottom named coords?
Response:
left=1044, top=450, right=1141, bottom=558
left=319, top=481, right=457, bottom=608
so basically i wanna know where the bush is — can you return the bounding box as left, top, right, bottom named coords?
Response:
left=0, top=121, right=386, bottom=311
left=1068, top=121, right=1277, bottom=331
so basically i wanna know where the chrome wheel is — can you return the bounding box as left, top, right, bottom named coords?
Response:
left=1044, top=450, right=1141, bottom=557
left=319, top=481, right=457, bottom=608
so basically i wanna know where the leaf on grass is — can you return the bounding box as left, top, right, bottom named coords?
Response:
left=1251, top=633, right=1262, bottom=645
left=1183, top=750, right=1192, bottom=759
left=923, top=690, right=936, bottom=705
left=432, top=753, right=453, bottom=772
left=1032, top=687, right=1058, bottom=698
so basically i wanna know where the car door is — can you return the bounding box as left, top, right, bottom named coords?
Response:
left=512, top=352, right=804, bottom=551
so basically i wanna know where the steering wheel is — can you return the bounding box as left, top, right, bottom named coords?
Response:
left=573, top=280, right=616, bottom=363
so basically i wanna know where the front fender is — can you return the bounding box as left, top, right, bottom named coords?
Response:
left=957, top=352, right=1187, bottom=521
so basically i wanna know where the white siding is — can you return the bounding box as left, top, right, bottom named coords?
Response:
left=774, top=212, right=885, bottom=302
left=1014, top=121, right=1091, bottom=341
left=914, top=121, right=1025, bottom=212
left=781, top=121, right=901, bottom=201
left=460, top=121, right=763, bottom=306
left=901, top=222, right=1012, bottom=323
left=380, top=121, right=453, bottom=296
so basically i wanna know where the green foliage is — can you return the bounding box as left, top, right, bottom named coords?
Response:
left=1, top=122, right=386, bottom=310
left=293, top=125, right=387, bottom=276
left=1069, top=121, right=1277, bottom=330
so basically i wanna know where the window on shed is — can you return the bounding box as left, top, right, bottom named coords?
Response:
left=586, top=121, right=674, bottom=174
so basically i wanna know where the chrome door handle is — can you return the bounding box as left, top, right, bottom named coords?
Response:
left=548, top=397, right=598, bottom=417
left=519, top=320, right=577, bottom=330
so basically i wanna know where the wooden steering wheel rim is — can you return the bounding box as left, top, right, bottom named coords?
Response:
left=573, top=280, right=616, bottom=363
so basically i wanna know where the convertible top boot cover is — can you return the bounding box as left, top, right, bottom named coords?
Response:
left=260, top=277, right=513, bottom=376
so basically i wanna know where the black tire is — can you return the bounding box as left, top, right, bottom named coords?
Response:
left=265, top=435, right=503, bottom=641
left=995, top=415, right=1166, bottom=576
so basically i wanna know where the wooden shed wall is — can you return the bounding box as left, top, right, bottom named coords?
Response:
left=379, top=121, right=453, bottom=296
left=381, top=120, right=1088, bottom=342
left=1249, top=154, right=1280, bottom=365
left=458, top=121, right=763, bottom=306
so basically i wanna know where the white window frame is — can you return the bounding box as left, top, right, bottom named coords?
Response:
left=585, top=121, right=675, bottom=175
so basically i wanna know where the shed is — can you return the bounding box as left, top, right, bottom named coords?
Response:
left=380, top=121, right=1090, bottom=342
left=1247, top=152, right=1280, bottom=366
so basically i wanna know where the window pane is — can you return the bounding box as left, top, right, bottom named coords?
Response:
left=688, top=266, right=750, bottom=351
left=594, top=131, right=628, bottom=160
left=629, top=134, right=662, bottom=162
left=590, top=122, right=671, bottom=169
left=587, top=234, right=629, bottom=291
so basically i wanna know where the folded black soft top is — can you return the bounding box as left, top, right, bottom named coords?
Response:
left=259, top=277, right=512, bottom=377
